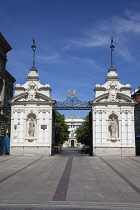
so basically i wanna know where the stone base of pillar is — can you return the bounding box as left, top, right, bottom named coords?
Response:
left=94, top=147, right=136, bottom=156
left=10, top=146, right=51, bottom=156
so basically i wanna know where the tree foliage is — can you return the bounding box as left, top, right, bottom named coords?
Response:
left=54, top=110, right=69, bottom=146
left=75, top=114, right=89, bottom=145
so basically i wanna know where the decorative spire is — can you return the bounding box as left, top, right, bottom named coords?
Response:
left=31, top=37, right=36, bottom=67
left=110, top=37, right=115, bottom=67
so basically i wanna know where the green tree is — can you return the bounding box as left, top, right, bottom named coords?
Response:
left=54, top=110, right=69, bottom=146
left=75, top=114, right=89, bottom=145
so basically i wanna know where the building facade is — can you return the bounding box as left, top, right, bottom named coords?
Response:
left=10, top=66, right=55, bottom=156
left=63, top=115, right=84, bottom=147
left=0, top=33, right=16, bottom=137
left=90, top=67, right=135, bottom=156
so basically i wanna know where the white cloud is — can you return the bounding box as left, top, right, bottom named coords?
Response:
left=67, top=55, right=105, bottom=72
left=63, top=10, right=140, bottom=63
left=12, top=9, right=140, bottom=74
left=116, top=44, right=134, bottom=63
left=37, top=50, right=104, bottom=73
left=69, top=34, right=110, bottom=48
left=37, top=53, right=62, bottom=64
left=112, top=17, right=140, bottom=34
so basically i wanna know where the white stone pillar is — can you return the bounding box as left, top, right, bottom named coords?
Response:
left=101, top=111, right=106, bottom=144
left=19, top=111, right=24, bottom=143
left=13, top=111, right=18, bottom=143
left=95, top=111, right=101, bottom=144
left=38, top=111, right=43, bottom=143
left=44, top=111, right=49, bottom=143
left=127, top=111, right=132, bottom=144
left=92, top=109, right=96, bottom=154
left=121, top=111, right=127, bottom=144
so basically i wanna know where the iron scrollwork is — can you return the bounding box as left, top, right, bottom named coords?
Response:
left=53, top=89, right=92, bottom=110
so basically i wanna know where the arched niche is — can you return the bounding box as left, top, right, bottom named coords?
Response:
left=108, top=114, right=119, bottom=140
left=26, top=113, right=37, bottom=140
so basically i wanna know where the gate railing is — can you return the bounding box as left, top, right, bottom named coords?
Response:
left=53, top=96, right=92, bottom=110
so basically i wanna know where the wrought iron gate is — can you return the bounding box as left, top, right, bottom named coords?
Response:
left=53, top=89, right=92, bottom=110
left=52, top=89, right=93, bottom=156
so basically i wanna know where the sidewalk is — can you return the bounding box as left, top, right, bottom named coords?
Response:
left=0, top=148, right=140, bottom=209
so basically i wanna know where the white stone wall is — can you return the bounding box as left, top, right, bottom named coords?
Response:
left=10, top=106, right=53, bottom=155
left=10, top=66, right=55, bottom=156
left=92, top=107, right=135, bottom=156
left=91, top=67, right=135, bottom=156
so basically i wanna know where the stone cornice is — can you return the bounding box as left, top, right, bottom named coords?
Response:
left=89, top=101, right=135, bottom=106
left=5, top=70, right=16, bottom=82
left=26, top=76, right=39, bottom=81
left=90, top=92, right=135, bottom=105
left=94, top=87, right=106, bottom=91
left=120, top=87, right=132, bottom=90
left=11, top=100, right=56, bottom=105
left=14, top=87, right=25, bottom=91
left=0, top=33, right=12, bottom=53
left=38, top=87, right=52, bottom=91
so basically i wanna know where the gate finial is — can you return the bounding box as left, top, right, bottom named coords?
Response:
left=31, top=37, right=36, bottom=67
left=110, top=37, right=115, bottom=68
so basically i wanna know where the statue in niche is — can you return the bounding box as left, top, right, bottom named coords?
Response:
left=109, top=117, right=117, bottom=139
left=28, top=117, right=35, bottom=137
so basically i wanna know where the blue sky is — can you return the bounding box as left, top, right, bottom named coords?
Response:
left=1, top=0, right=140, bottom=118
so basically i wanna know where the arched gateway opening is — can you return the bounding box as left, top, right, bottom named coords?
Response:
left=52, top=89, right=93, bottom=156
left=71, top=140, right=74, bottom=147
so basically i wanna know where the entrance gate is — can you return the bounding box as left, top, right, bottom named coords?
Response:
left=52, top=89, right=93, bottom=156
left=53, top=89, right=91, bottom=110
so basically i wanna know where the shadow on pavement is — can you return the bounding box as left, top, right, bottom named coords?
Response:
left=54, top=147, right=89, bottom=156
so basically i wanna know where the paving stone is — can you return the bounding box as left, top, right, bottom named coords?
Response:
left=103, top=192, right=125, bottom=202
left=33, top=192, right=53, bottom=201
left=122, top=192, right=140, bottom=202
left=0, top=192, right=19, bottom=200
left=66, top=192, right=85, bottom=201
left=84, top=192, right=105, bottom=202
left=0, top=149, right=140, bottom=206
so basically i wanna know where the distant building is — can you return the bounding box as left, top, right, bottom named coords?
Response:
left=63, top=115, right=84, bottom=147
left=0, top=33, right=16, bottom=137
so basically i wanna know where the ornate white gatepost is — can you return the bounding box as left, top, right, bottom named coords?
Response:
left=90, top=67, right=135, bottom=156
left=10, top=66, right=55, bottom=155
